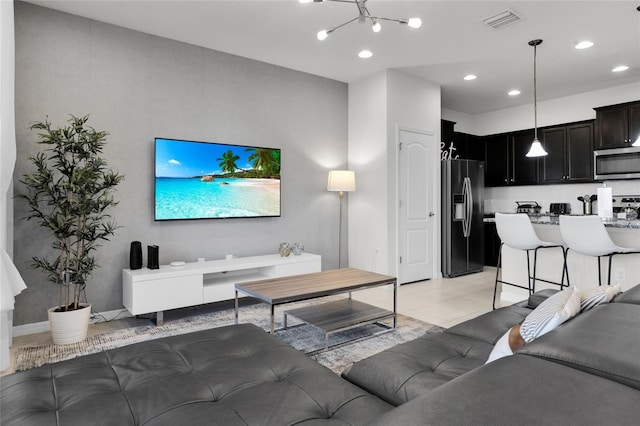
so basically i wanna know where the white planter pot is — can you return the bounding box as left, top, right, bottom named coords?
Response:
left=47, top=304, right=91, bottom=345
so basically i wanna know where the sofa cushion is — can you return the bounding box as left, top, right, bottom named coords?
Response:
left=446, top=304, right=531, bottom=345
left=0, top=323, right=392, bottom=426
left=341, top=332, right=493, bottom=405
left=367, top=355, right=640, bottom=426
left=517, top=302, right=640, bottom=390
left=612, top=282, right=640, bottom=305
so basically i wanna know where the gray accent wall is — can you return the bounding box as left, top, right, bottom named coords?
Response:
left=13, top=2, right=348, bottom=325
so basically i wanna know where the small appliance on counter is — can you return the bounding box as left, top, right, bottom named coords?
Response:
left=613, top=195, right=640, bottom=221
left=577, top=194, right=597, bottom=215
left=515, top=201, right=541, bottom=216
left=549, top=203, right=571, bottom=215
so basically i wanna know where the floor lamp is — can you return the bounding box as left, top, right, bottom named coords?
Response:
left=327, top=170, right=356, bottom=268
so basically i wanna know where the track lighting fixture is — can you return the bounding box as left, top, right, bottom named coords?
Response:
left=300, top=0, right=422, bottom=41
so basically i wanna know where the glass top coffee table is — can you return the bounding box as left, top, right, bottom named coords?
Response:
left=234, top=268, right=397, bottom=349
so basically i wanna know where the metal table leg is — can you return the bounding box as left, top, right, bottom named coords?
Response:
left=393, top=281, right=397, bottom=329
left=270, top=304, right=275, bottom=334
left=234, top=290, right=239, bottom=324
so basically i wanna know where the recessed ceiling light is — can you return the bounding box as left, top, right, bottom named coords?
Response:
left=464, top=74, right=477, bottom=81
left=358, top=50, right=373, bottom=59
left=508, top=89, right=521, bottom=96
left=575, top=41, right=594, bottom=50
left=612, top=65, right=629, bottom=72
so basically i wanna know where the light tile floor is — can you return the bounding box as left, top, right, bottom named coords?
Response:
left=353, top=267, right=503, bottom=328
left=2, top=267, right=503, bottom=376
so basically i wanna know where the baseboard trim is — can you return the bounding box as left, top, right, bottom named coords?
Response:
left=12, top=308, right=133, bottom=337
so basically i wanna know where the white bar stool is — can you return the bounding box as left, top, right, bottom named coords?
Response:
left=559, top=215, right=640, bottom=287
left=493, top=213, right=568, bottom=309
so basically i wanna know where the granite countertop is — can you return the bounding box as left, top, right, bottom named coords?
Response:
left=483, top=213, right=640, bottom=229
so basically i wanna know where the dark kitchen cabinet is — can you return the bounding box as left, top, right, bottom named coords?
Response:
left=594, top=101, right=640, bottom=149
left=483, top=131, right=538, bottom=186
left=484, top=220, right=500, bottom=267
left=454, top=132, right=485, bottom=161
left=541, top=121, right=594, bottom=184
left=511, top=130, right=539, bottom=185
left=484, top=134, right=510, bottom=186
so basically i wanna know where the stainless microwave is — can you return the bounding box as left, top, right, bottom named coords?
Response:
left=594, top=146, right=640, bottom=180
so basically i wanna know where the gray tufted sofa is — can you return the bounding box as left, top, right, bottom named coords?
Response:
left=0, top=323, right=392, bottom=425
left=3, top=285, right=640, bottom=425
left=340, top=291, right=555, bottom=405
left=367, top=284, right=640, bottom=425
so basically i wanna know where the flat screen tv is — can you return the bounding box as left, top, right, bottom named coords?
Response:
left=154, top=138, right=281, bottom=220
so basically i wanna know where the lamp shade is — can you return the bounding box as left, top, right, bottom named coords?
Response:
left=327, top=170, right=356, bottom=192
left=526, top=139, right=548, bottom=157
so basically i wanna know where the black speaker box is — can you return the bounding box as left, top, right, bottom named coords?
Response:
left=129, top=241, right=142, bottom=270
left=147, top=245, right=159, bottom=269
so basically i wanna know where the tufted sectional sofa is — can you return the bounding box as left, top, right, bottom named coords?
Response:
left=2, top=284, right=640, bottom=425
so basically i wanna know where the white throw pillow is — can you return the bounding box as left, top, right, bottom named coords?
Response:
left=486, top=329, right=512, bottom=364
left=578, top=284, right=622, bottom=312
left=519, top=288, right=581, bottom=343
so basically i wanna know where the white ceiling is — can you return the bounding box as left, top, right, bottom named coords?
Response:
left=24, top=0, right=640, bottom=114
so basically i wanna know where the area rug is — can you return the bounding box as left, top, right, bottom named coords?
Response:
left=14, top=296, right=444, bottom=374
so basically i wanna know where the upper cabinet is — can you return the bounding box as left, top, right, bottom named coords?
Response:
left=541, top=121, right=594, bottom=184
left=483, top=121, right=594, bottom=187
left=483, top=131, right=538, bottom=187
left=440, top=120, right=486, bottom=162
left=484, top=134, right=510, bottom=186
left=594, top=101, right=640, bottom=149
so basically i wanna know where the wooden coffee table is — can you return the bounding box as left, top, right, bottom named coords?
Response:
left=234, top=268, right=397, bottom=347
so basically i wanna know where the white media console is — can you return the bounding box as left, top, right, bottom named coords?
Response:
left=123, top=253, right=321, bottom=325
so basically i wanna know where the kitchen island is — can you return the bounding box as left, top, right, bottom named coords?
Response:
left=487, top=215, right=640, bottom=304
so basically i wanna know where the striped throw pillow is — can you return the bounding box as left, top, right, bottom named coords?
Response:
left=520, top=288, right=581, bottom=343
left=579, top=284, right=622, bottom=312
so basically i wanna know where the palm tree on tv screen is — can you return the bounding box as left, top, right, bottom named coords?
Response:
left=217, top=150, right=240, bottom=175
left=246, top=147, right=280, bottom=177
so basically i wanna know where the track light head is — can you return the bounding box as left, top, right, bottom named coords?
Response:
left=407, top=17, right=422, bottom=28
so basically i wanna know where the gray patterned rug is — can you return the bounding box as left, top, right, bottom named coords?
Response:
left=15, top=296, right=444, bottom=374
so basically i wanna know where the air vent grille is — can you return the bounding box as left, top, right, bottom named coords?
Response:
left=482, top=8, right=523, bottom=30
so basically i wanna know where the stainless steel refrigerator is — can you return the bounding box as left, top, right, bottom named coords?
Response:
left=441, top=159, right=484, bottom=277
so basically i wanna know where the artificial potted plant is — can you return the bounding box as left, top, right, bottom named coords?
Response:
left=17, top=115, right=124, bottom=344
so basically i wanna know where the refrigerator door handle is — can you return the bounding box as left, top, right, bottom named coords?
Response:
left=462, top=177, right=470, bottom=237
left=466, top=176, right=473, bottom=236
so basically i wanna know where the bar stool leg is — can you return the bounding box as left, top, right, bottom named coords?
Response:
left=607, top=255, right=614, bottom=286
left=597, top=256, right=603, bottom=287
left=493, top=243, right=503, bottom=310
left=563, top=248, right=571, bottom=289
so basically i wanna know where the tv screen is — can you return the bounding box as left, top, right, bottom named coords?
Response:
left=154, top=138, right=281, bottom=220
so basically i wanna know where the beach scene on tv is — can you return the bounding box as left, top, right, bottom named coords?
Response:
left=155, top=138, right=281, bottom=220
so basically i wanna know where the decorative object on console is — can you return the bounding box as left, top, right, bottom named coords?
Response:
left=279, top=242, right=291, bottom=257
left=147, top=245, right=159, bottom=269
left=301, top=0, right=422, bottom=44
left=129, top=241, right=142, bottom=270
left=16, top=115, right=124, bottom=345
left=327, top=170, right=356, bottom=268
left=525, top=39, right=548, bottom=157
left=292, top=243, right=304, bottom=256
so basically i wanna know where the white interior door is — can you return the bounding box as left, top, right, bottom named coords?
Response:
left=398, top=129, right=435, bottom=284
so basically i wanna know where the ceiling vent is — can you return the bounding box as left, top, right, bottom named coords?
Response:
left=482, top=8, right=523, bottom=30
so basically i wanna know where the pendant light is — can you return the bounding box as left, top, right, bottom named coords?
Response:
left=526, top=39, right=548, bottom=157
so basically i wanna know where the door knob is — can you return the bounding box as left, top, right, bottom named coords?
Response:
left=428, top=212, right=435, bottom=217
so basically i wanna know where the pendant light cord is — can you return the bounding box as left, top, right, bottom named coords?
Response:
left=533, top=42, right=538, bottom=141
